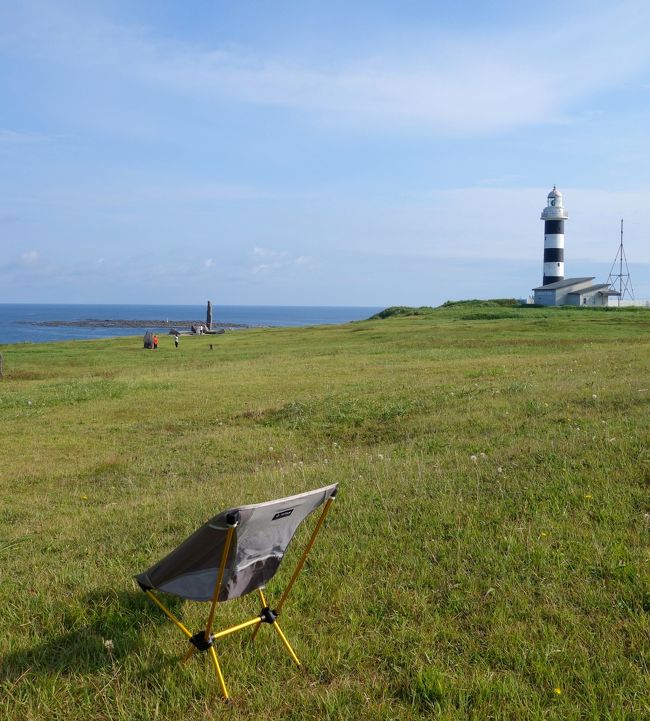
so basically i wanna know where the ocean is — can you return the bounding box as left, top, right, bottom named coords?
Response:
left=0, top=304, right=383, bottom=345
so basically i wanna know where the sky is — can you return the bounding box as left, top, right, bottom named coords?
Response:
left=1, top=0, right=649, bottom=306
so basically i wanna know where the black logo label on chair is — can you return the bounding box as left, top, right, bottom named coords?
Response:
left=272, top=508, right=294, bottom=520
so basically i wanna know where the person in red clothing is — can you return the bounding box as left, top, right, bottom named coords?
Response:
left=153, top=334, right=158, bottom=350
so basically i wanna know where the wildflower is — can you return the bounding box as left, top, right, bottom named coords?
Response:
left=27, top=400, right=32, bottom=405
left=497, top=467, right=503, bottom=474
left=298, top=461, right=303, bottom=466
left=480, top=452, right=487, bottom=458
left=592, top=394, right=598, bottom=399
left=268, top=446, right=274, bottom=452
left=323, top=459, right=328, bottom=464
left=541, top=532, right=547, bottom=537
left=81, top=495, right=88, bottom=500
left=553, top=687, right=562, bottom=696
left=470, top=455, right=477, bottom=462
left=103, top=639, right=114, bottom=652
left=584, top=494, right=592, bottom=499
left=377, top=453, right=384, bottom=460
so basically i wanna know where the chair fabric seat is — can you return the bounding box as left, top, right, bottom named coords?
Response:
left=136, top=483, right=338, bottom=602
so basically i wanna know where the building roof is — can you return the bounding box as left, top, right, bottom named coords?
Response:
left=547, top=186, right=562, bottom=198
left=567, top=284, right=620, bottom=296
left=532, top=277, right=594, bottom=291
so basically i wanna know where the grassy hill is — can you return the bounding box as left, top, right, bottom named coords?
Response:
left=1, top=306, right=648, bottom=720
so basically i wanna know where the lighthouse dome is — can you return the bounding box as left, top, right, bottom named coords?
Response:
left=541, top=185, right=568, bottom=219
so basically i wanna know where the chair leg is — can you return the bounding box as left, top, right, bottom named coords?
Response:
left=144, top=589, right=230, bottom=699
left=209, top=645, right=229, bottom=700
left=144, top=590, right=193, bottom=639
left=180, top=645, right=196, bottom=664
left=250, top=618, right=263, bottom=642
left=272, top=620, right=301, bottom=666
left=251, top=588, right=268, bottom=642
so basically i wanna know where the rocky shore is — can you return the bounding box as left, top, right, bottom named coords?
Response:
left=30, top=319, right=248, bottom=329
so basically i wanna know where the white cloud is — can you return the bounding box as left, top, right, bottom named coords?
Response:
left=21, top=250, right=40, bottom=264
left=277, top=185, right=650, bottom=268
left=204, top=258, right=215, bottom=269
left=5, top=2, right=650, bottom=136
left=0, top=129, right=48, bottom=145
left=253, top=247, right=288, bottom=259
left=250, top=247, right=310, bottom=275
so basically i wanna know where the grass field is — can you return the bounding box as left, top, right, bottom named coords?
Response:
left=1, top=303, right=648, bottom=720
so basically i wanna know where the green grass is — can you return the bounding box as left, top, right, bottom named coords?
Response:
left=1, top=305, right=649, bottom=720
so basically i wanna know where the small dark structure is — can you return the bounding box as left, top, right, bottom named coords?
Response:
left=143, top=331, right=154, bottom=349
left=206, top=300, right=213, bottom=331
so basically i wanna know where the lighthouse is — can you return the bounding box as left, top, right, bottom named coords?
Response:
left=540, top=186, right=568, bottom=285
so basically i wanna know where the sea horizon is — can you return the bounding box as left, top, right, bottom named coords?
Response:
left=0, top=303, right=384, bottom=345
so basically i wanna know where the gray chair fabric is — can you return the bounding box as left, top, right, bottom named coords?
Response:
left=136, top=483, right=337, bottom=602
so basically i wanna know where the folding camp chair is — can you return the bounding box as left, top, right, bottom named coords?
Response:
left=136, top=483, right=338, bottom=699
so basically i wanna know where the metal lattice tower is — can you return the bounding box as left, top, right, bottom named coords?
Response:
left=606, top=219, right=635, bottom=306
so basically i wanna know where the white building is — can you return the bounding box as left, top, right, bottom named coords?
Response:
left=532, top=278, right=620, bottom=307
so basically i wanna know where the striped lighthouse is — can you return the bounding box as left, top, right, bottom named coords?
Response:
left=540, top=186, right=568, bottom=285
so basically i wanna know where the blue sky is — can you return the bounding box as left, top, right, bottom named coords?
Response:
left=1, top=0, right=649, bottom=306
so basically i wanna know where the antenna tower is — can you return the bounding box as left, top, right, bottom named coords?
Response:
left=606, top=219, right=634, bottom=306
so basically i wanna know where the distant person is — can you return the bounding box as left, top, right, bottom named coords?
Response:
left=153, top=334, right=158, bottom=350
left=174, top=334, right=179, bottom=349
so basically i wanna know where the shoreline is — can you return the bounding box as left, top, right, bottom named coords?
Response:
left=28, top=319, right=248, bottom=329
